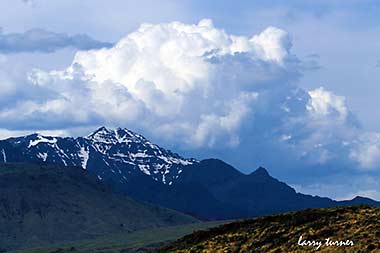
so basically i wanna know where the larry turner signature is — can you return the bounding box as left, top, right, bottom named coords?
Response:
left=298, top=235, right=354, bottom=250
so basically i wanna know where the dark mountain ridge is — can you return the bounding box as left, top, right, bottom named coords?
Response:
left=178, top=159, right=380, bottom=216
left=0, top=127, right=378, bottom=221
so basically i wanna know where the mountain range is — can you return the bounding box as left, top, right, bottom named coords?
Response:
left=1, top=126, right=379, bottom=220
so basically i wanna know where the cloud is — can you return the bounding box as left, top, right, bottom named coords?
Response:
left=350, top=133, right=380, bottom=170
left=10, top=20, right=296, bottom=147
left=307, top=87, right=348, bottom=120
left=0, top=28, right=112, bottom=54
left=0, top=19, right=379, bottom=173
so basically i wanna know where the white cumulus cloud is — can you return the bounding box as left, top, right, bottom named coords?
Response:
left=307, top=87, right=348, bottom=121
left=7, top=19, right=296, bottom=147
left=0, top=19, right=379, bottom=172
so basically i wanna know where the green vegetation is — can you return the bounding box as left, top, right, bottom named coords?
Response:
left=10, top=221, right=228, bottom=253
left=161, top=205, right=380, bottom=252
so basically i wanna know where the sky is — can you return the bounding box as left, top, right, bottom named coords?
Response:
left=0, top=0, right=379, bottom=200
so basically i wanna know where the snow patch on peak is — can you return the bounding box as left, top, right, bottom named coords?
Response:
left=37, top=152, right=48, bottom=162
left=1, top=149, right=6, bottom=163
left=28, top=135, right=57, bottom=148
left=79, top=147, right=89, bottom=169
left=138, top=164, right=151, bottom=175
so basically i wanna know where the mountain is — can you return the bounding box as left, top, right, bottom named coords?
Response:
left=1, top=127, right=379, bottom=221
left=160, top=205, right=380, bottom=252
left=0, top=127, right=196, bottom=185
left=0, top=163, right=198, bottom=251
left=0, top=127, right=238, bottom=220
left=340, top=196, right=380, bottom=206
left=176, top=159, right=338, bottom=217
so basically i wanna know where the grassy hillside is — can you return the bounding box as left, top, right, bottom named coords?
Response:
left=0, top=163, right=197, bottom=251
left=161, top=205, right=380, bottom=252
left=10, top=221, right=228, bottom=253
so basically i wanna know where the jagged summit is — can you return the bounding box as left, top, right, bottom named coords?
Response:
left=87, top=126, right=113, bottom=138
left=86, top=126, right=146, bottom=144
left=250, top=166, right=270, bottom=177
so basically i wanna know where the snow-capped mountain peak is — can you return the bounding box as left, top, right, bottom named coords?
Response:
left=86, top=126, right=148, bottom=144
left=0, top=127, right=197, bottom=185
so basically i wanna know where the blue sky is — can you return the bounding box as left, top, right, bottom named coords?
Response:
left=0, top=0, right=379, bottom=200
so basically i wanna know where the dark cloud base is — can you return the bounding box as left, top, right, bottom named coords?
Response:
left=0, top=28, right=113, bottom=54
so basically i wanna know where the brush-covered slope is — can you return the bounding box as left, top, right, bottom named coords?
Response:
left=0, top=163, right=198, bottom=251
left=161, top=205, right=380, bottom=252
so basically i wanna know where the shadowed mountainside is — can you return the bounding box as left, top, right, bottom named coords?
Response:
left=0, top=163, right=198, bottom=251
left=173, top=159, right=380, bottom=218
